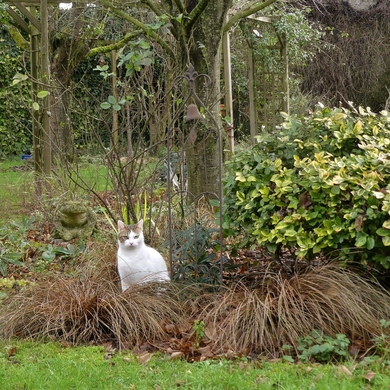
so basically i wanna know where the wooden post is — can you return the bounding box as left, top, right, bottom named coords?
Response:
left=281, top=33, right=290, bottom=115
left=248, top=43, right=257, bottom=144
left=111, top=50, right=119, bottom=153
left=30, top=7, right=42, bottom=178
left=40, top=0, right=51, bottom=175
left=222, top=19, right=234, bottom=155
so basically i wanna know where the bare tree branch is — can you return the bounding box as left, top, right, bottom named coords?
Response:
left=223, top=0, right=278, bottom=33
left=99, top=0, right=176, bottom=59
left=172, top=0, right=185, bottom=13
left=140, top=0, right=164, bottom=17
left=86, top=31, right=141, bottom=57
left=184, top=0, right=211, bottom=35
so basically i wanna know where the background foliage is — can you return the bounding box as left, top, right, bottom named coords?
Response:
left=297, top=0, right=390, bottom=111
left=0, top=26, right=31, bottom=158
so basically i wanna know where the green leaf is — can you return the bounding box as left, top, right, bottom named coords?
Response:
left=32, top=102, right=40, bottom=111
left=37, top=90, right=49, bottom=98
left=2, top=252, right=23, bottom=265
left=140, top=57, right=153, bottom=67
left=288, top=197, right=299, bottom=209
left=366, top=236, right=375, bottom=250
left=284, top=229, right=296, bottom=237
left=93, top=64, right=109, bottom=72
left=331, top=186, right=340, bottom=195
left=332, top=175, right=344, bottom=185
left=138, top=40, right=150, bottom=49
left=355, top=234, right=367, bottom=247
left=100, top=102, right=111, bottom=110
left=42, top=251, right=56, bottom=262
left=283, top=355, right=295, bottom=363
left=377, top=228, right=390, bottom=237
left=12, top=72, right=28, bottom=85
left=236, top=191, right=245, bottom=202
left=236, top=172, right=246, bottom=182
left=107, top=95, right=116, bottom=104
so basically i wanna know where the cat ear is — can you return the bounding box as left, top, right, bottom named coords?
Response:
left=136, top=219, right=144, bottom=228
left=117, top=220, right=126, bottom=230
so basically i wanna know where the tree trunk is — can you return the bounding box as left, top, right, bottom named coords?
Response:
left=50, top=80, right=73, bottom=159
left=183, top=0, right=231, bottom=200
left=49, top=4, right=90, bottom=161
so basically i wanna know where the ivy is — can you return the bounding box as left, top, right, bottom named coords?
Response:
left=0, top=28, right=32, bottom=158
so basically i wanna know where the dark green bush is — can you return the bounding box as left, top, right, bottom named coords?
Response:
left=171, top=220, right=222, bottom=285
left=223, top=104, right=390, bottom=269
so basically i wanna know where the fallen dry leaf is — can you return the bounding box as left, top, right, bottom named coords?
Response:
left=169, top=351, right=184, bottom=360
left=7, top=347, right=17, bottom=357
left=138, top=352, right=153, bottom=364
left=338, top=365, right=353, bottom=377
left=199, top=345, right=214, bottom=361
left=225, top=350, right=236, bottom=359
left=363, top=371, right=376, bottom=382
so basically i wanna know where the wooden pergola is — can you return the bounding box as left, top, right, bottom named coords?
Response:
left=247, top=15, right=289, bottom=143
left=5, top=1, right=52, bottom=176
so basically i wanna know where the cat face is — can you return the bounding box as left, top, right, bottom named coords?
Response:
left=118, top=220, right=144, bottom=248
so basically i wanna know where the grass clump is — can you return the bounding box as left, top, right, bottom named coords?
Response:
left=0, top=267, right=185, bottom=348
left=0, top=159, right=33, bottom=222
left=200, top=264, right=390, bottom=356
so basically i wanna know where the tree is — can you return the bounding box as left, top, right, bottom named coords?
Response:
left=4, top=0, right=277, bottom=198
left=96, top=0, right=277, bottom=199
left=48, top=5, right=94, bottom=157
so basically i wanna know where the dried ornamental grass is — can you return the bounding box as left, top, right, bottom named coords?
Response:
left=0, top=277, right=184, bottom=347
left=201, top=265, right=390, bottom=355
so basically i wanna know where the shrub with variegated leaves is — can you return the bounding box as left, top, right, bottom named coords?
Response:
left=223, top=104, right=390, bottom=270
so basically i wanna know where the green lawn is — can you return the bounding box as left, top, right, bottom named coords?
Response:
left=0, top=158, right=111, bottom=223
left=0, top=159, right=34, bottom=223
left=1, top=340, right=389, bottom=390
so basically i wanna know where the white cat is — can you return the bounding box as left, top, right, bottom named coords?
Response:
left=117, top=219, right=170, bottom=291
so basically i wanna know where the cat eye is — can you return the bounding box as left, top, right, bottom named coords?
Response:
left=134, top=235, right=139, bottom=239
